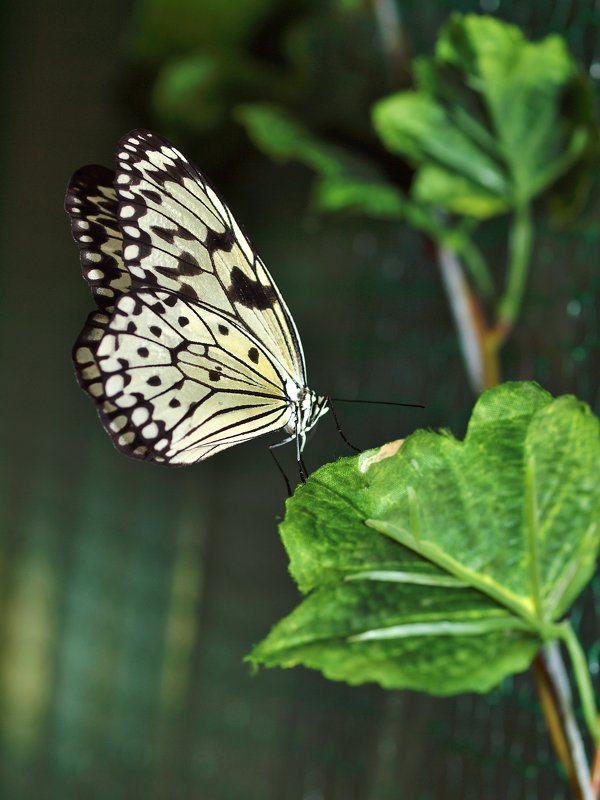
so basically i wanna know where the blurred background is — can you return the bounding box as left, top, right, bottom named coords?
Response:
left=0, top=1, right=599, bottom=798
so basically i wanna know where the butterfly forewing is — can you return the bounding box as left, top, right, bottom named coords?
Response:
left=114, top=131, right=306, bottom=382
left=67, top=129, right=326, bottom=465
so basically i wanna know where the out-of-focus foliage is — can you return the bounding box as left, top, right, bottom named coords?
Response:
left=239, top=15, right=598, bottom=228
left=373, top=14, right=598, bottom=222
left=129, top=0, right=277, bottom=61
left=238, top=12, right=599, bottom=386
left=128, top=0, right=393, bottom=143
left=237, top=103, right=410, bottom=219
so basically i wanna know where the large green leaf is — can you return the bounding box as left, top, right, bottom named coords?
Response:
left=249, top=382, right=600, bottom=693
left=372, top=14, right=596, bottom=218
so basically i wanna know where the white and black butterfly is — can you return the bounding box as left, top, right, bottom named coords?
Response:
left=66, top=129, right=329, bottom=468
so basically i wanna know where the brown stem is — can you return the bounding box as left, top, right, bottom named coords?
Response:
left=371, top=0, right=409, bottom=87
left=591, top=746, right=600, bottom=797
left=437, top=246, right=508, bottom=391
left=534, top=653, right=589, bottom=799
left=437, top=243, right=593, bottom=796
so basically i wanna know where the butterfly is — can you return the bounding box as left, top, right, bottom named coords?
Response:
left=66, top=129, right=329, bottom=469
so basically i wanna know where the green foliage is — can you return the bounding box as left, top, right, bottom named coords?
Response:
left=152, top=55, right=291, bottom=132
left=238, top=15, right=599, bottom=319
left=129, top=0, right=296, bottom=135
left=237, top=103, right=410, bottom=218
left=249, top=383, right=600, bottom=695
left=238, top=14, right=597, bottom=229
left=129, top=1, right=390, bottom=141
left=129, top=0, right=276, bottom=62
left=372, top=14, right=597, bottom=220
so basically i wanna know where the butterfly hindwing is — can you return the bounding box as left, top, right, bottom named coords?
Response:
left=93, top=290, right=293, bottom=464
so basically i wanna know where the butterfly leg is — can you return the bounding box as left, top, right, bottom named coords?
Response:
left=327, top=397, right=361, bottom=453
left=295, top=430, right=307, bottom=483
left=269, top=428, right=307, bottom=488
left=268, top=446, right=292, bottom=496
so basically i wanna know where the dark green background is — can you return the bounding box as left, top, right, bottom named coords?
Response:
left=0, top=2, right=598, bottom=798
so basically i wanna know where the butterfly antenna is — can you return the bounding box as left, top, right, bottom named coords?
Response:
left=330, top=398, right=425, bottom=409
left=327, top=398, right=361, bottom=453
left=269, top=446, right=292, bottom=496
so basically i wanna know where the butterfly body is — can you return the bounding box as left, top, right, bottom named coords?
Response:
left=67, top=130, right=328, bottom=466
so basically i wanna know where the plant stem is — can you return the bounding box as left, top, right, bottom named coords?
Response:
left=534, top=652, right=588, bottom=800
left=436, top=245, right=501, bottom=391
left=539, top=642, right=595, bottom=800
left=371, top=0, right=406, bottom=88
left=498, top=202, right=534, bottom=326
left=436, top=246, right=485, bottom=392
left=591, top=746, right=600, bottom=796
left=558, top=622, right=600, bottom=744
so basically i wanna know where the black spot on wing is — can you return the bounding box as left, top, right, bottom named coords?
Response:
left=141, top=189, right=162, bottom=203
left=229, top=266, right=276, bottom=311
left=204, top=226, right=235, bottom=255
left=156, top=265, right=179, bottom=278
left=248, top=347, right=259, bottom=364
left=151, top=223, right=196, bottom=245
left=180, top=283, right=198, bottom=301
left=151, top=225, right=177, bottom=244
left=178, top=251, right=202, bottom=276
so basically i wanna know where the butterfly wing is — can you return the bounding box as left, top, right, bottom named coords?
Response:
left=65, top=165, right=130, bottom=310
left=68, top=132, right=306, bottom=465
left=92, top=289, right=294, bottom=464
left=115, top=129, right=307, bottom=386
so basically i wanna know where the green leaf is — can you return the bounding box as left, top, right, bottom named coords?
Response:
left=373, top=91, right=510, bottom=200
left=152, top=55, right=290, bottom=133
left=237, top=103, right=350, bottom=177
left=237, top=103, right=419, bottom=222
left=414, top=164, right=509, bottom=218
left=250, top=382, right=600, bottom=693
left=372, top=14, right=596, bottom=218
left=315, top=176, right=408, bottom=219
left=251, top=581, right=538, bottom=695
